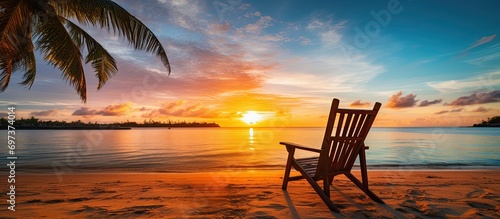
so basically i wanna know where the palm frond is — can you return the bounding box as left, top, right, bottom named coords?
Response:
left=0, top=0, right=34, bottom=91
left=63, top=17, right=117, bottom=90
left=52, top=0, right=171, bottom=74
left=18, top=46, right=36, bottom=88
left=0, top=0, right=30, bottom=47
left=34, top=13, right=87, bottom=102
left=0, top=57, right=13, bottom=92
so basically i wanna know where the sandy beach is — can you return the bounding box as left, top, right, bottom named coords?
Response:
left=0, top=169, right=498, bottom=218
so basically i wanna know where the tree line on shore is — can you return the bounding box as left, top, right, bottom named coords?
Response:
left=473, top=116, right=500, bottom=127
left=0, top=117, right=219, bottom=128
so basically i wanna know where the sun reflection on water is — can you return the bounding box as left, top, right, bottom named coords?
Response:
left=249, top=127, right=255, bottom=150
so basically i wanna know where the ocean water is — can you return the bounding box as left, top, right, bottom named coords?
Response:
left=2, top=127, right=499, bottom=173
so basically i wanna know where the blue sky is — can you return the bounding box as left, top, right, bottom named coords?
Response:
left=1, top=0, right=499, bottom=127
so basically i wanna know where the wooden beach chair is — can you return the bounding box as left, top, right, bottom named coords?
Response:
left=281, top=98, right=384, bottom=212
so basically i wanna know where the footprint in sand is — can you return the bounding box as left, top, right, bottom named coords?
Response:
left=25, top=199, right=42, bottom=203
left=72, top=205, right=109, bottom=216
left=405, top=188, right=426, bottom=200
left=115, top=204, right=165, bottom=215
left=68, top=197, right=93, bottom=202
left=44, top=199, right=65, bottom=204
left=402, top=199, right=420, bottom=212
left=256, top=191, right=274, bottom=200
left=247, top=211, right=279, bottom=219
left=296, top=201, right=317, bottom=207
left=402, top=200, right=448, bottom=217
left=466, top=202, right=495, bottom=210
left=407, top=188, right=424, bottom=196
left=262, top=203, right=287, bottom=211
left=466, top=188, right=484, bottom=198
left=91, top=187, right=117, bottom=194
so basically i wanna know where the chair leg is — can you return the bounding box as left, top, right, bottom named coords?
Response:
left=329, top=174, right=335, bottom=186
left=282, top=147, right=295, bottom=190
left=344, top=149, right=385, bottom=204
left=322, top=154, right=330, bottom=197
left=359, top=148, right=384, bottom=203
left=345, top=173, right=384, bottom=203
left=359, top=147, right=369, bottom=190
left=293, top=162, right=339, bottom=212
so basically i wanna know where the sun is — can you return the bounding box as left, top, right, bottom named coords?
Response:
left=241, top=111, right=262, bottom=125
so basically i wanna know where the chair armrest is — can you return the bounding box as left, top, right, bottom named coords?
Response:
left=361, top=143, right=369, bottom=150
left=280, top=142, right=322, bottom=153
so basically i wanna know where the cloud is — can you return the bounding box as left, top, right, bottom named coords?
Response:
left=72, top=107, right=100, bottom=116
left=143, top=100, right=222, bottom=118
left=350, top=100, right=371, bottom=107
left=143, top=92, right=304, bottom=120
left=435, top=108, right=463, bottom=115
left=465, top=53, right=500, bottom=66
left=163, top=44, right=268, bottom=95
left=266, top=54, right=384, bottom=94
left=262, top=15, right=382, bottom=95
left=30, top=109, right=61, bottom=117
left=155, top=0, right=206, bottom=31
left=419, top=99, right=442, bottom=107
left=472, top=107, right=491, bottom=113
left=0, top=113, right=8, bottom=118
left=460, top=34, right=497, bottom=57
left=242, top=16, right=273, bottom=34
left=468, top=34, right=496, bottom=50
left=100, top=102, right=134, bottom=116
left=445, top=90, right=500, bottom=106
left=72, top=103, right=134, bottom=116
left=427, top=71, right=500, bottom=93
left=386, top=91, right=418, bottom=108
left=207, top=23, right=231, bottom=35
left=306, top=17, right=346, bottom=46
left=92, top=39, right=271, bottom=99
left=298, top=36, right=312, bottom=45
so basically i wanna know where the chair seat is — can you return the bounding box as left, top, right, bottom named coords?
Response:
left=296, top=157, right=319, bottom=177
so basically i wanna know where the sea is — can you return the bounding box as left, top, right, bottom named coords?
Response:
left=2, top=127, right=499, bottom=173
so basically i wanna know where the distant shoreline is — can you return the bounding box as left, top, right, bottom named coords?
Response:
left=1, top=125, right=131, bottom=130
left=0, top=124, right=220, bottom=130
left=4, top=125, right=500, bottom=130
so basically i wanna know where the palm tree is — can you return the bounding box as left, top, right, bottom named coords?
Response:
left=0, top=0, right=171, bottom=102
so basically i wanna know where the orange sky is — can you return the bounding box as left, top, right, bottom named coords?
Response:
left=1, top=1, right=499, bottom=127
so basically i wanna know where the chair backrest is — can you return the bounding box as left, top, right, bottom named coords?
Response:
left=316, top=99, right=381, bottom=178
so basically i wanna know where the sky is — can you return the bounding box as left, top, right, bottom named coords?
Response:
left=1, top=0, right=499, bottom=127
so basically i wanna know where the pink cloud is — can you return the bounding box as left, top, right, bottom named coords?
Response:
left=419, top=99, right=442, bottom=107
left=30, top=109, right=61, bottom=117
left=471, top=107, right=491, bottom=113
left=100, top=102, right=134, bottom=116
left=461, top=34, right=497, bottom=56
left=350, top=100, right=371, bottom=107
left=72, top=103, right=134, bottom=116
left=469, top=34, right=496, bottom=49
left=434, top=108, right=463, bottom=115
left=144, top=100, right=222, bottom=118
left=446, top=90, right=500, bottom=106
left=72, top=107, right=100, bottom=116
left=95, top=40, right=271, bottom=100
left=386, top=91, right=418, bottom=108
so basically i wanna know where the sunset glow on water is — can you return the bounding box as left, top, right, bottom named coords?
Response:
left=2, top=127, right=498, bottom=173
